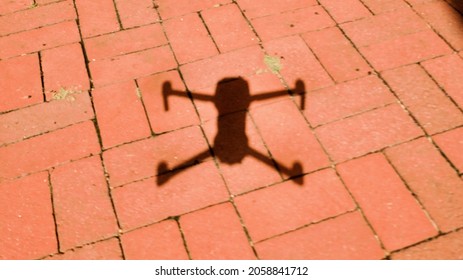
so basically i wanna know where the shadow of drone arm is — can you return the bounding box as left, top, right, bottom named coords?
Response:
left=250, top=79, right=306, bottom=110
left=156, top=149, right=212, bottom=186
left=247, top=147, right=303, bottom=185
left=163, top=82, right=214, bottom=111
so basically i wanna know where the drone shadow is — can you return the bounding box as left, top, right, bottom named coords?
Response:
left=156, top=77, right=306, bottom=186
left=447, top=0, right=463, bottom=29
left=448, top=0, right=463, bottom=14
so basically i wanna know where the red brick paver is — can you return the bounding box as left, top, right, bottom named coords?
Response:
left=0, top=173, right=56, bottom=260
left=0, top=54, right=42, bottom=112
left=302, top=27, right=372, bottom=82
left=103, top=126, right=209, bottom=187
left=251, top=5, right=335, bottom=41
left=50, top=156, right=118, bottom=251
left=41, top=43, right=89, bottom=99
left=315, top=104, right=423, bottom=162
left=84, top=24, right=167, bottom=61
left=112, top=161, right=228, bottom=230
left=115, top=0, right=160, bottom=29
left=433, top=127, right=463, bottom=173
left=235, top=168, right=355, bottom=242
left=414, top=1, right=463, bottom=50
left=0, top=92, right=93, bottom=146
left=48, top=238, right=123, bottom=260
left=391, top=230, right=463, bottom=259
left=386, top=138, right=463, bottom=232
left=180, top=203, right=256, bottom=260
left=2, top=0, right=463, bottom=260
left=201, top=4, right=258, bottom=53
left=382, top=64, right=463, bottom=134
left=302, top=75, right=395, bottom=126
left=0, top=121, right=100, bottom=180
left=337, top=153, right=438, bottom=251
left=121, top=220, right=189, bottom=260
left=0, top=0, right=76, bottom=37
left=422, top=54, right=463, bottom=108
left=0, top=0, right=31, bottom=16
left=75, top=0, right=120, bottom=38
left=361, top=0, right=409, bottom=14
left=255, top=212, right=384, bottom=259
left=92, top=81, right=151, bottom=148
left=0, top=20, right=80, bottom=59
left=164, top=13, right=218, bottom=64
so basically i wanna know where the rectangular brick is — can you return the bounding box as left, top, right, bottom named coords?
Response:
left=0, top=0, right=75, bottom=36
left=136, top=71, right=200, bottom=134
left=84, top=24, right=167, bottom=61
left=92, top=81, right=151, bottom=148
left=0, top=121, right=100, bottom=180
left=0, top=54, right=42, bottom=113
left=251, top=99, right=330, bottom=178
left=235, top=169, right=355, bottom=242
left=203, top=112, right=282, bottom=194
left=433, top=127, right=463, bottom=174
left=414, top=1, right=463, bottom=50
left=236, top=0, right=317, bottom=19
left=115, top=0, right=159, bottom=28
left=103, top=126, right=210, bottom=187
left=0, top=92, right=93, bottom=146
left=302, top=27, right=373, bottom=82
left=180, top=45, right=266, bottom=91
left=112, top=161, right=229, bottom=230
left=338, top=153, right=437, bottom=251
left=0, top=172, right=57, bottom=260
left=0, top=20, right=80, bottom=59
left=121, top=220, right=188, bottom=260
left=302, top=75, right=396, bottom=127
left=251, top=6, right=335, bottom=42
left=75, top=0, right=119, bottom=38
left=164, top=13, right=218, bottom=64
left=315, top=104, right=424, bottom=162
left=0, top=0, right=31, bottom=16
left=382, top=64, right=463, bottom=134
left=255, top=212, right=384, bottom=259
left=201, top=4, right=258, bottom=53
left=156, top=0, right=231, bottom=19
left=51, top=156, right=118, bottom=251
left=319, top=0, right=371, bottom=23
left=391, top=230, right=463, bottom=259
left=360, top=30, right=452, bottom=71
left=48, top=238, right=122, bottom=260
left=41, top=43, right=90, bottom=100
left=264, top=35, right=333, bottom=92
left=421, top=54, right=463, bottom=109
left=385, top=138, right=463, bottom=232
left=341, top=7, right=428, bottom=47
left=360, top=0, right=409, bottom=14
left=180, top=203, right=256, bottom=259
left=89, top=46, right=177, bottom=87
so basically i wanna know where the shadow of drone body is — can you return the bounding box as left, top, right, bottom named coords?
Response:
left=448, top=0, right=463, bottom=13
left=157, top=77, right=306, bottom=186
left=447, top=0, right=463, bottom=33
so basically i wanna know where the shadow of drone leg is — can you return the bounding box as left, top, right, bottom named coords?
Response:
left=247, top=147, right=304, bottom=185
left=156, top=150, right=212, bottom=186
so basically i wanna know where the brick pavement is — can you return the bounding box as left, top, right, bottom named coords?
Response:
left=1, top=0, right=463, bottom=260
